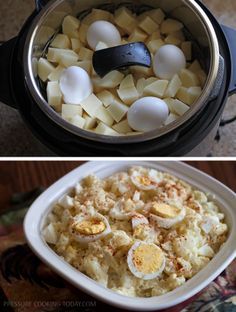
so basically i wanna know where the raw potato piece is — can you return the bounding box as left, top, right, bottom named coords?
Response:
left=164, top=74, right=182, bottom=98
left=180, top=69, right=200, bottom=87
left=165, top=35, right=181, bottom=46
left=164, top=113, right=178, bottom=125
left=139, top=16, right=159, bottom=34
left=51, top=34, right=71, bottom=49
left=96, top=90, right=115, bottom=107
left=114, top=7, right=137, bottom=34
left=136, top=78, right=146, bottom=96
left=71, top=38, right=81, bottom=53
left=78, top=47, right=93, bottom=60
left=161, top=18, right=183, bottom=34
left=119, top=74, right=135, bottom=89
left=128, top=28, right=147, bottom=42
left=47, top=81, right=62, bottom=111
left=47, top=48, right=78, bottom=64
left=95, top=106, right=114, bottom=126
left=106, top=99, right=129, bottom=122
left=189, top=60, right=202, bottom=73
left=48, top=65, right=65, bottom=81
left=80, top=94, right=103, bottom=117
left=144, top=80, right=169, bottom=98
left=38, top=58, right=55, bottom=82
left=176, top=86, right=202, bottom=105
left=61, top=104, right=82, bottom=120
left=84, top=116, right=97, bottom=130
left=70, top=115, right=86, bottom=128
left=62, top=15, right=80, bottom=39
left=93, top=71, right=124, bottom=89
left=148, top=9, right=165, bottom=25
left=95, top=122, right=119, bottom=135
left=82, top=9, right=113, bottom=26
left=181, top=42, right=192, bottom=61
left=73, top=61, right=92, bottom=75
left=130, top=66, right=154, bottom=78
left=147, top=39, right=165, bottom=54
left=164, top=98, right=189, bottom=116
left=95, top=42, right=108, bottom=51
left=147, top=31, right=161, bottom=41
left=117, top=86, right=139, bottom=105
left=112, top=119, right=132, bottom=134
left=78, top=23, right=89, bottom=43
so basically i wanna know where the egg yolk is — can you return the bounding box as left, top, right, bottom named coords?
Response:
left=151, top=203, right=180, bottom=219
left=74, top=218, right=106, bottom=235
left=132, top=244, right=163, bottom=274
left=137, top=176, right=151, bottom=186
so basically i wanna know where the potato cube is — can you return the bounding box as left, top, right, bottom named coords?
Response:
left=59, top=53, right=79, bottom=67
left=106, top=99, right=128, bottom=122
left=130, top=66, right=154, bottom=78
left=164, top=74, right=182, bottom=98
left=165, top=35, right=181, bottom=46
left=95, top=106, right=114, bottom=126
left=176, top=86, right=202, bottom=105
left=112, top=119, right=132, bottom=134
left=164, top=98, right=189, bottom=116
left=181, top=41, right=192, bottom=61
left=148, top=9, right=165, bottom=24
left=38, top=58, right=55, bottom=82
left=82, top=9, right=113, bottom=25
left=71, top=38, right=82, bottom=53
left=61, top=104, right=82, bottom=120
left=188, top=60, right=202, bottom=73
left=145, top=77, right=158, bottom=86
left=139, top=16, right=159, bottom=35
left=117, top=86, right=139, bottom=105
left=147, top=39, right=165, bottom=54
left=84, top=116, right=97, bottom=130
left=119, top=74, right=135, bottom=89
left=62, top=15, right=80, bottom=39
left=164, top=113, right=179, bottom=125
left=51, top=34, right=71, bottom=49
left=136, top=78, right=146, bottom=96
left=96, top=90, right=115, bottom=107
left=73, top=61, right=92, bottom=75
left=78, top=23, right=89, bottom=43
left=93, top=71, right=124, bottom=89
left=114, top=7, right=137, bottom=34
left=144, top=80, right=169, bottom=97
left=70, top=115, right=86, bottom=128
left=48, top=65, right=65, bottom=81
left=47, top=81, right=62, bottom=111
left=80, top=94, right=103, bottom=117
left=164, top=98, right=175, bottom=114
left=197, top=69, right=207, bottom=87
left=180, top=69, right=200, bottom=87
left=128, top=28, right=147, bottom=42
left=78, top=47, right=93, bottom=60
left=47, top=48, right=78, bottom=64
left=147, top=30, right=161, bottom=42
left=95, top=42, right=108, bottom=51
left=95, top=122, right=119, bottom=135
left=161, top=18, right=183, bottom=34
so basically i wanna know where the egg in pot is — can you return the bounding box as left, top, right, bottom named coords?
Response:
left=70, top=213, right=111, bottom=243
left=127, top=242, right=165, bottom=280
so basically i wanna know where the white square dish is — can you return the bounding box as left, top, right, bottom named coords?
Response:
left=24, top=161, right=236, bottom=311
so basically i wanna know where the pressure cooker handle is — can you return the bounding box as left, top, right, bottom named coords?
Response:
left=221, top=25, right=236, bottom=95
left=0, top=38, right=18, bottom=109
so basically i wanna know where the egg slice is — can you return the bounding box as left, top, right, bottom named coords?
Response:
left=109, top=198, right=144, bottom=220
left=59, top=66, right=93, bottom=104
left=127, top=97, right=169, bottom=132
left=70, top=213, right=111, bottom=243
left=87, top=20, right=121, bottom=50
left=127, top=242, right=165, bottom=280
left=153, top=44, right=186, bottom=79
left=130, top=168, right=161, bottom=190
left=149, top=202, right=186, bottom=229
left=131, top=213, right=149, bottom=229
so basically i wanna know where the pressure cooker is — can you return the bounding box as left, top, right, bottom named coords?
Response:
left=0, top=0, right=235, bottom=156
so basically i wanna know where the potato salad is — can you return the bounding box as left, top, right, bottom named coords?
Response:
left=43, top=167, right=228, bottom=297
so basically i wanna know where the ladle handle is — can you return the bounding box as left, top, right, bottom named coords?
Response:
left=221, top=25, right=236, bottom=95
left=0, top=38, right=18, bottom=109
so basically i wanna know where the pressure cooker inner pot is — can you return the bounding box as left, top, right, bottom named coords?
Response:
left=25, top=0, right=219, bottom=144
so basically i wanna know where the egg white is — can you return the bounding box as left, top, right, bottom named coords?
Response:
left=130, top=169, right=161, bottom=191
left=149, top=206, right=186, bottom=229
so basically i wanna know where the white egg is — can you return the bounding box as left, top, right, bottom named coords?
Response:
left=70, top=213, right=111, bottom=243
left=127, top=97, right=169, bottom=132
left=87, top=20, right=121, bottom=50
left=109, top=198, right=144, bottom=220
left=127, top=242, right=165, bottom=280
left=153, top=44, right=186, bottom=79
left=130, top=168, right=162, bottom=190
left=59, top=66, right=93, bottom=104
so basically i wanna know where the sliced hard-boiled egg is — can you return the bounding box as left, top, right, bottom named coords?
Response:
left=149, top=202, right=186, bottom=229
left=131, top=213, right=149, bottom=229
left=127, top=242, right=165, bottom=280
left=109, top=198, right=144, bottom=220
left=70, top=213, right=111, bottom=243
left=130, top=168, right=162, bottom=190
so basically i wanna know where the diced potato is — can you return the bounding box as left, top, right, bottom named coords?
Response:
left=139, top=16, right=159, bottom=35
left=181, top=41, right=192, bottom=61
left=176, top=86, right=202, bottom=105
left=48, top=65, right=65, bottom=81
left=106, top=99, right=128, bottom=122
left=84, top=116, right=97, bottom=130
left=95, top=42, right=108, bottom=51
left=93, top=71, right=124, bottom=89
left=117, top=86, right=139, bottom=105
left=61, top=104, right=82, bottom=120
left=128, top=28, right=147, bottom=42
left=70, top=115, right=86, bottom=128
left=96, top=90, right=115, bottom=107
left=130, top=66, right=154, bottom=78
left=197, top=69, right=207, bottom=87
left=80, top=93, right=103, bottom=117
left=94, top=122, right=119, bottom=135
left=147, top=30, right=161, bottom=42
left=119, top=74, right=135, bottom=89
left=112, top=119, right=132, bottom=134
left=51, top=34, right=71, bottom=49
left=78, top=23, right=89, bottom=43
left=145, top=77, right=158, bottom=86
left=136, top=78, right=146, bottom=96
left=71, top=38, right=82, bottom=53
left=82, top=9, right=113, bottom=25
left=165, top=35, right=181, bottom=46
left=62, top=15, right=80, bottom=39
left=148, top=9, right=165, bottom=25
left=95, top=106, right=114, bottom=126
left=170, top=30, right=185, bottom=41
left=147, top=39, right=165, bottom=54
left=47, top=48, right=78, bottom=64
left=114, top=7, right=137, bottom=34
left=59, top=53, right=79, bottom=67
left=38, top=58, right=55, bottom=82
left=164, top=98, right=189, bottom=116
left=47, top=81, right=62, bottom=111
left=161, top=18, right=183, bottom=34
left=144, top=80, right=169, bottom=97
left=73, top=61, right=92, bottom=75
left=78, top=47, right=93, bottom=60
left=179, top=69, right=200, bottom=87
left=164, top=74, right=182, bottom=98
left=164, top=112, right=179, bottom=125
left=189, top=60, right=202, bottom=73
